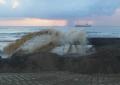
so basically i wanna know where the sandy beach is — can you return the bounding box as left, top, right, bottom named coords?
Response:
left=0, top=72, right=120, bottom=85
left=0, top=39, right=120, bottom=84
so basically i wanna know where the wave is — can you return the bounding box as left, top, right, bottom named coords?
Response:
left=0, top=26, right=120, bottom=52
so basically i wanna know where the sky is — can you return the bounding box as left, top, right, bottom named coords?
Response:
left=0, top=0, right=120, bottom=26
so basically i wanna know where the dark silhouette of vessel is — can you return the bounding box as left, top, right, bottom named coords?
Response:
left=75, top=24, right=92, bottom=27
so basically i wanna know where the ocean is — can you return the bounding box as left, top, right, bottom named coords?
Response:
left=0, top=26, right=120, bottom=52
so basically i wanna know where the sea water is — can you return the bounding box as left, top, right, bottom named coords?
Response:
left=0, top=26, right=120, bottom=56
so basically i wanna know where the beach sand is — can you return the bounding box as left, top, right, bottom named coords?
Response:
left=0, top=72, right=120, bottom=85
left=1, top=38, right=120, bottom=84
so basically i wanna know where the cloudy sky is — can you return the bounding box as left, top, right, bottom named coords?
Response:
left=0, top=0, right=120, bottom=26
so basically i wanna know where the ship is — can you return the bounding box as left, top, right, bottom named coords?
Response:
left=75, top=24, right=92, bottom=27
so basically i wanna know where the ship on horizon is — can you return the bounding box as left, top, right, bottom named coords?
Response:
left=75, top=24, right=92, bottom=27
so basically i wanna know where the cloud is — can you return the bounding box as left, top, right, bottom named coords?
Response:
left=91, top=8, right=120, bottom=26
left=0, top=18, right=67, bottom=26
left=0, top=0, right=6, bottom=5
left=0, top=0, right=120, bottom=26
left=0, top=0, right=120, bottom=19
left=12, top=0, right=19, bottom=9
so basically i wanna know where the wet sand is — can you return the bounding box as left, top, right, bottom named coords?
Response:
left=89, top=37, right=120, bottom=46
left=0, top=72, right=120, bottom=85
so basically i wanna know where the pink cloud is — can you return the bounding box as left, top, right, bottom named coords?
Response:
left=0, top=18, right=68, bottom=26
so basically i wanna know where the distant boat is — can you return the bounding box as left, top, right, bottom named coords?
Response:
left=75, top=24, right=92, bottom=27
